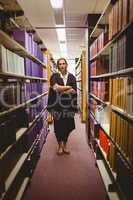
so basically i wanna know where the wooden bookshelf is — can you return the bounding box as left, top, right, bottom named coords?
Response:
left=0, top=1, right=48, bottom=199
left=90, top=15, right=133, bottom=62
left=0, top=105, right=47, bottom=199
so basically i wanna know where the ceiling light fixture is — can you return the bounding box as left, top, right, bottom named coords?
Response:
left=59, top=41, right=67, bottom=57
left=56, top=27, right=66, bottom=41
left=50, top=0, right=63, bottom=9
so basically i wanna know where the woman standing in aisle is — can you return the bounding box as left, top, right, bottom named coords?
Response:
left=47, top=58, right=77, bottom=155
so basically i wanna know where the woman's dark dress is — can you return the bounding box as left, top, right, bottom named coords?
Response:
left=47, top=72, right=77, bottom=142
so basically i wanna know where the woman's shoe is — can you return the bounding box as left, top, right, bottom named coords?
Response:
left=57, top=142, right=63, bottom=155
left=57, top=147, right=63, bottom=155
left=63, top=143, right=70, bottom=154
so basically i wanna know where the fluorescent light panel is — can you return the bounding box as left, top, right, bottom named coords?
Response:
left=61, top=52, right=67, bottom=58
left=56, top=27, right=66, bottom=41
left=59, top=42, right=67, bottom=52
left=50, top=0, right=63, bottom=9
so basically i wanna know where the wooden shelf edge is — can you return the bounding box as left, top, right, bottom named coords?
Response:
left=15, top=177, right=30, bottom=200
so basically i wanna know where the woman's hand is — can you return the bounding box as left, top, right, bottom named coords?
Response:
left=64, top=88, right=76, bottom=94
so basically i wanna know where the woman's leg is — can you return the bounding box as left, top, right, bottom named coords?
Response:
left=54, top=118, right=64, bottom=155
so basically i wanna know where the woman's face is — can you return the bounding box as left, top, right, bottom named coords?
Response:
left=58, top=59, right=67, bottom=74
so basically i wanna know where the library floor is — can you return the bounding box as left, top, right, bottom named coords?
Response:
left=23, top=114, right=107, bottom=200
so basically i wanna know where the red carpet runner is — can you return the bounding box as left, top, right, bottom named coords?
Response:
left=24, top=114, right=107, bottom=200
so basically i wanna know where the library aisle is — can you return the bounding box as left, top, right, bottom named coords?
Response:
left=23, top=114, right=107, bottom=200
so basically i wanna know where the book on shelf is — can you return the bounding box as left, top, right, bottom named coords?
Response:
left=0, top=82, right=20, bottom=112
left=116, top=152, right=133, bottom=200
left=128, top=123, right=133, bottom=163
left=90, top=56, right=109, bottom=76
left=91, top=80, right=109, bottom=102
left=109, top=0, right=129, bottom=40
left=109, top=77, right=133, bottom=114
left=90, top=30, right=108, bottom=59
left=0, top=45, right=25, bottom=75
left=129, top=0, right=133, bottom=21
left=12, top=30, right=33, bottom=54
left=110, top=111, right=133, bottom=164
left=109, top=32, right=133, bottom=72
left=0, top=45, right=8, bottom=73
left=107, top=142, right=116, bottom=172
left=0, top=118, right=16, bottom=154
left=99, top=128, right=110, bottom=155
left=90, top=115, right=99, bottom=138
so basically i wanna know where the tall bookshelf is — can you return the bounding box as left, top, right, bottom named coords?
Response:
left=75, top=51, right=87, bottom=123
left=0, top=1, right=49, bottom=199
left=89, top=0, right=133, bottom=199
left=47, top=51, right=57, bottom=124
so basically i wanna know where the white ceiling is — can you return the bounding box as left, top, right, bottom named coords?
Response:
left=17, top=0, right=108, bottom=61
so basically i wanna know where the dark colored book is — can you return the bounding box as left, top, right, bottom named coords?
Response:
left=116, top=152, right=133, bottom=200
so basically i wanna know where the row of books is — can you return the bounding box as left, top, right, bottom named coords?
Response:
left=91, top=104, right=133, bottom=164
left=90, top=31, right=108, bottom=59
left=109, top=78, right=133, bottom=114
left=90, top=56, right=109, bottom=76
left=108, top=0, right=133, bottom=40
left=0, top=45, right=25, bottom=75
left=92, top=124, right=133, bottom=199
left=25, top=58, right=47, bottom=78
left=0, top=44, right=47, bottom=78
left=12, top=29, right=44, bottom=63
left=0, top=108, right=29, bottom=154
left=24, top=114, right=45, bottom=150
left=91, top=80, right=109, bottom=101
left=109, top=32, right=133, bottom=72
left=0, top=81, right=48, bottom=112
left=116, top=152, right=133, bottom=200
left=26, top=96, right=48, bottom=123
left=110, top=111, right=133, bottom=164
left=0, top=112, right=48, bottom=190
